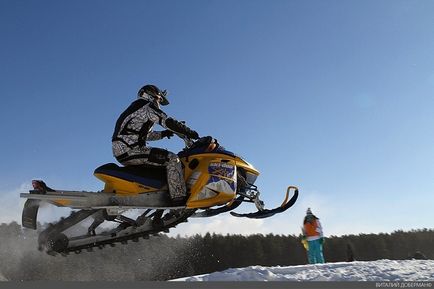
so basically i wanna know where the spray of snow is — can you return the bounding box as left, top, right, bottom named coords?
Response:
left=0, top=183, right=30, bottom=224
left=0, top=183, right=81, bottom=226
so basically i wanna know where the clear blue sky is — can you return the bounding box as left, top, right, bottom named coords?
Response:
left=1, top=0, right=434, bottom=236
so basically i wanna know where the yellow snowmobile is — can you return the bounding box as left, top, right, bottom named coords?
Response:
left=20, top=136, right=298, bottom=255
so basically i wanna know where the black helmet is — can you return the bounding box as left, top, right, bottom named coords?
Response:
left=137, top=84, right=169, bottom=106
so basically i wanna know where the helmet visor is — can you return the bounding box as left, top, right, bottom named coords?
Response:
left=158, top=90, right=169, bottom=106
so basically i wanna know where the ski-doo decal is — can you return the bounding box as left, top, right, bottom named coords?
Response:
left=208, top=162, right=236, bottom=191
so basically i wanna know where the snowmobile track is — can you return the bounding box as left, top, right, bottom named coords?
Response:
left=39, top=208, right=196, bottom=256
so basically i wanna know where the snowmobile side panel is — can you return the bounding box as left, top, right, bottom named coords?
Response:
left=94, top=173, right=161, bottom=195
left=183, top=156, right=238, bottom=209
left=93, top=163, right=166, bottom=195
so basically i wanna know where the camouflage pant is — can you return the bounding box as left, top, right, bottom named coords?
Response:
left=112, top=141, right=186, bottom=200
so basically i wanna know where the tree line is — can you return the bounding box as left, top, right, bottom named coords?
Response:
left=0, top=221, right=432, bottom=281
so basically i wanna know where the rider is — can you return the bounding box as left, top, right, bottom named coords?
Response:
left=112, top=84, right=200, bottom=206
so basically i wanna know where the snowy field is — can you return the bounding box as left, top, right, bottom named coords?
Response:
left=174, top=260, right=434, bottom=281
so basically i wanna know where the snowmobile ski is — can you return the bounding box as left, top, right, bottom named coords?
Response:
left=230, top=186, right=299, bottom=219
left=192, top=196, right=244, bottom=218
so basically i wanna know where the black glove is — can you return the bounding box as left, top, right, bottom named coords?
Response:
left=161, top=130, right=174, bottom=139
left=188, top=130, right=199, bottom=140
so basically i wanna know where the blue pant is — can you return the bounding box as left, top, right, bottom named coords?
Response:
left=307, top=239, right=325, bottom=264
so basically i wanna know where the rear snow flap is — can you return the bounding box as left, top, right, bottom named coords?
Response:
left=21, top=180, right=51, bottom=230
left=22, top=199, right=40, bottom=230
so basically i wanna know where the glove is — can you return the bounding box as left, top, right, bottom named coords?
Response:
left=188, top=130, right=199, bottom=140
left=301, top=238, right=308, bottom=250
left=166, top=118, right=199, bottom=139
left=161, top=130, right=174, bottom=139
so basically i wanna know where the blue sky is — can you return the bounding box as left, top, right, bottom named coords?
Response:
left=1, top=0, right=434, bottom=236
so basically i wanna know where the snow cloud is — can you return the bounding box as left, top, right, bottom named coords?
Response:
left=169, top=215, right=266, bottom=237
left=0, top=183, right=29, bottom=224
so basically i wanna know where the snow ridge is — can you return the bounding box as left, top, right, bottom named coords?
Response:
left=175, top=260, right=434, bottom=281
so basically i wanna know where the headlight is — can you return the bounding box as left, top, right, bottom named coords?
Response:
left=245, top=171, right=258, bottom=185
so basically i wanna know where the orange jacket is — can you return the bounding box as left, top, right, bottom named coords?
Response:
left=303, top=219, right=323, bottom=241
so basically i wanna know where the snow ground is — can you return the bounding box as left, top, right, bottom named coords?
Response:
left=174, top=260, right=434, bottom=281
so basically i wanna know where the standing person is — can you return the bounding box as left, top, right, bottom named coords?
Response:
left=112, top=84, right=200, bottom=206
left=302, top=208, right=325, bottom=264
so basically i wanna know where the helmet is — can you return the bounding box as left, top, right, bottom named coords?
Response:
left=137, top=84, right=169, bottom=106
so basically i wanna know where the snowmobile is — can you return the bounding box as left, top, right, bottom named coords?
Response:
left=20, top=136, right=299, bottom=256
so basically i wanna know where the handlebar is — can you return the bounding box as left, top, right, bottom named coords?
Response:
left=175, top=132, right=195, bottom=148
left=175, top=134, right=219, bottom=153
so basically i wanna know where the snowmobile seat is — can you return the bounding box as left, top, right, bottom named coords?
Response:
left=94, top=163, right=167, bottom=189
